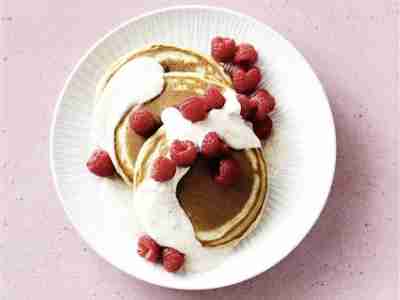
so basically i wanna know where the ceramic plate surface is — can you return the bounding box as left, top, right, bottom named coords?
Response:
left=50, top=5, right=336, bottom=290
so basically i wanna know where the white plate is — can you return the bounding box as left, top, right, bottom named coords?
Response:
left=50, top=5, right=336, bottom=290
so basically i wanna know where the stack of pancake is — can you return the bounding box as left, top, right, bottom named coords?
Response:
left=96, top=44, right=268, bottom=248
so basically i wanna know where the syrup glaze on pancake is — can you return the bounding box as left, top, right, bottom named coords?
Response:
left=176, top=151, right=253, bottom=232
left=202, top=148, right=267, bottom=247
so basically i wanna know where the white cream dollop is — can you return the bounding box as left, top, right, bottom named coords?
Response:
left=92, top=57, right=165, bottom=165
left=161, top=89, right=261, bottom=149
left=134, top=166, right=193, bottom=251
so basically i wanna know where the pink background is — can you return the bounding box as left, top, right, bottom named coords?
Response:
left=1, top=1, right=398, bottom=299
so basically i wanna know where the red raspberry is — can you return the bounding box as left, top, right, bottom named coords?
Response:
left=211, top=36, right=237, bottom=63
left=179, top=96, right=208, bottom=122
left=86, top=149, right=115, bottom=177
left=162, top=247, right=185, bottom=273
left=201, top=132, right=229, bottom=159
left=129, top=109, right=159, bottom=137
left=233, top=43, right=258, bottom=66
left=151, top=157, right=177, bottom=182
left=232, top=66, right=262, bottom=94
left=237, top=94, right=257, bottom=121
left=220, top=142, right=231, bottom=156
left=253, top=115, right=273, bottom=140
left=137, top=235, right=161, bottom=263
left=251, top=89, right=276, bottom=121
left=205, top=86, right=226, bottom=111
left=214, top=158, right=242, bottom=186
left=170, top=140, right=198, bottom=167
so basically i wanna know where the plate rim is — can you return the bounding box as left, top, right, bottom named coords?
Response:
left=49, top=4, right=337, bottom=290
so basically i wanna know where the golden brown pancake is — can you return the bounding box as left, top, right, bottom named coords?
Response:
left=177, top=151, right=253, bottom=233
left=133, top=127, right=268, bottom=248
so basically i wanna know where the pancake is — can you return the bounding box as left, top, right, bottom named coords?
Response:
left=96, top=44, right=232, bottom=99
left=114, top=73, right=230, bottom=185
left=133, top=127, right=268, bottom=248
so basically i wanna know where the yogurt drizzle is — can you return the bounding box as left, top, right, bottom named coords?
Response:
left=161, top=89, right=261, bottom=149
left=133, top=89, right=261, bottom=272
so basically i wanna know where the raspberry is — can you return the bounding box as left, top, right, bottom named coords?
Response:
left=232, top=66, right=261, bottom=94
left=137, top=235, right=161, bottom=263
left=162, top=247, right=185, bottom=273
left=179, top=96, right=208, bottom=122
left=220, top=142, right=231, bottom=156
left=253, top=115, right=273, bottom=140
left=170, top=140, right=198, bottom=167
left=214, top=158, right=242, bottom=186
left=251, top=89, right=276, bottom=121
left=211, top=36, right=237, bottom=63
left=237, top=94, right=257, bottom=121
left=151, top=157, right=177, bottom=182
left=205, top=86, right=226, bottom=111
left=86, top=149, right=115, bottom=177
left=233, top=43, right=258, bottom=66
left=129, top=109, right=159, bottom=137
left=201, top=132, right=229, bottom=159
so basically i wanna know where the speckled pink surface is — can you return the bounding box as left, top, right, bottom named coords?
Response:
left=1, top=1, right=398, bottom=299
